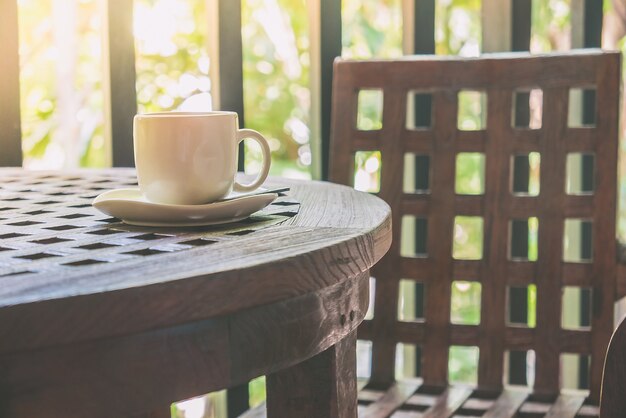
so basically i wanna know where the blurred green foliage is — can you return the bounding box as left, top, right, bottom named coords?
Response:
left=356, top=90, right=384, bottom=130
left=436, top=0, right=481, bottom=55
left=453, top=216, right=484, bottom=260
left=248, top=376, right=266, bottom=407
left=449, top=346, right=479, bottom=385
left=451, top=282, right=482, bottom=326
left=241, top=0, right=312, bottom=178
left=354, top=151, right=382, bottom=193
left=456, top=153, right=485, bottom=195
left=18, top=0, right=106, bottom=168
left=342, top=0, right=403, bottom=58
left=134, top=0, right=212, bottom=113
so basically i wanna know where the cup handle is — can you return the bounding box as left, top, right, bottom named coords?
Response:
left=234, top=129, right=271, bottom=192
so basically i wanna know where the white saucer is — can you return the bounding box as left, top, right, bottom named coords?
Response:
left=92, top=188, right=278, bottom=227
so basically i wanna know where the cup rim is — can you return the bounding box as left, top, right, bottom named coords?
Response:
left=135, top=111, right=238, bottom=119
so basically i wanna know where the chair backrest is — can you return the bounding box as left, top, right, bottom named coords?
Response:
left=329, top=50, right=620, bottom=401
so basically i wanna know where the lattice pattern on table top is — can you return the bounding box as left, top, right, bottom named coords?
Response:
left=330, top=51, right=620, bottom=402
left=0, top=171, right=299, bottom=279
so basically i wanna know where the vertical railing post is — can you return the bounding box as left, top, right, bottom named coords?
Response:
left=208, top=0, right=246, bottom=172
left=512, top=0, right=532, bottom=52
left=0, top=0, right=23, bottom=166
left=411, top=0, right=435, bottom=54
left=482, top=0, right=512, bottom=52
left=103, top=0, right=137, bottom=167
left=309, top=0, right=322, bottom=180
left=317, top=0, right=342, bottom=181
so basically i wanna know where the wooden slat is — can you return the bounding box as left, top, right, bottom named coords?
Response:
left=452, top=260, right=481, bottom=282
left=0, top=0, right=23, bottom=166
left=505, top=261, right=536, bottom=285
left=401, top=197, right=430, bottom=216
left=508, top=129, right=541, bottom=147
left=367, top=89, right=407, bottom=387
left=332, top=52, right=603, bottom=90
left=450, top=324, right=479, bottom=346
left=358, top=378, right=370, bottom=392
left=564, top=129, right=596, bottom=151
left=563, top=195, right=595, bottom=217
left=544, top=393, right=586, bottom=418
left=562, top=263, right=594, bottom=286
left=532, top=86, right=568, bottom=394
left=354, top=137, right=385, bottom=152
left=507, top=197, right=541, bottom=218
left=404, top=136, right=433, bottom=153
left=505, top=326, right=534, bottom=346
left=455, top=130, right=486, bottom=145
left=421, top=386, right=472, bottom=418
left=420, top=90, right=457, bottom=387
left=482, top=389, right=528, bottom=417
left=453, top=195, right=483, bottom=216
left=400, top=258, right=434, bottom=281
left=360, top=380, right=421, bottom=418
left=560, top=329, right=592, bottom=353
left=104, top=0, right=137, bottom=167
left=394, top=321, right=426, bottom=344
left=478, top=88, right=511, bottom=388
left=587, top=48, right=620, bottom=401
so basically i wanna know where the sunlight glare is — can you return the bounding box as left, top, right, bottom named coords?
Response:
left=134, top=0, right=194, bottom=57
left=176, top=397, right=206, bottom=418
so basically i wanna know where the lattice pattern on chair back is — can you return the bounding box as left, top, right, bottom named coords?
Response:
left=329, top=51, right=620, bottom=401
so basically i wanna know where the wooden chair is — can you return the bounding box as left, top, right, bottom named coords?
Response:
left=600, top=315, right=626, bottom=416
left=328, top=50, right=622, bottom=417
left=600, top=310, right=626, bottom=417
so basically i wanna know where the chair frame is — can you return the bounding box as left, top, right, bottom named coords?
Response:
left=330, top=50, right=621, bottom=406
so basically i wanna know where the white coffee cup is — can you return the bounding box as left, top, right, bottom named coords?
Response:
left=133, top=111, right=271, bottom=205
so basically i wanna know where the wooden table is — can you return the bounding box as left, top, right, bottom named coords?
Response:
left=0, top=168, right=391, bottom=418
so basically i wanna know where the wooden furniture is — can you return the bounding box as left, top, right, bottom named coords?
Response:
left=600, top=315, right=626, bottom=416
left=0, top=168, right=391, bottom=418
left=328, top=51, right=621, bottom=417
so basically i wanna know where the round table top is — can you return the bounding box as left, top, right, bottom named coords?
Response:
left=0, top=168, right=391, bottom=355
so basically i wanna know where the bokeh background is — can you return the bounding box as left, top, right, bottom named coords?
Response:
left=13, top=0, right=626, bottom=416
